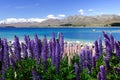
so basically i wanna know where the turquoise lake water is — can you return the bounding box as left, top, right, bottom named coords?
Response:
left=0, top=27, right=120, bottom=42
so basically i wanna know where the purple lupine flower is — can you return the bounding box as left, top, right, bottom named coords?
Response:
left=114, top=67, right=120, bottom=74
left=0, top=39, right=5, bottom=79
left=34, top=34, right=41, bottom=65
left=30, top=40, right=35, bottom=59
left=21, top=43, right=28, bottom=58
left=0, top=48, right=3, bottom=74
left=85, top=61, right=91, bottom=74
left=2, top=39, right=10, bottom=79
left=79, top=53, right=83, bottom=69
left=59, top=33, right=64, bottom=58
left=99, top=36, right=103, bottom=55
left=83, top=49, right=87, bottom=62
left=41, top=47, right=47, bottom=71
left=85, top=48, right=88, bottom=61
left=3, top=39, right=10, bottom=69
left=32, top=69, right=38, bottom=80
left=104, top=57, right=110, bottom=71
left=51, top=42, right=55, bottom=65
left=105, top=39, right=112, bottom=58
left=32, top=69, right=42, bottom=80
left=92, top=56, right=96, bottom=69
left=24, top=35, right=30, bottom=48
left=38, top=39, right=42, bottom=57
left=0, top=39, right=3, bottom=61
left=28, top=39, right=39, bottom=59
left=110, top=32, right=114, bottom=51
left=41, top=35, right=48, bottom=70
left=74, top=63, right=79, bottom=80
left=41, top=47, right=44, bottom=59
left=100, top=65, right=106, bottom=80
left=97, top=72, right=102, bottom=80
left=115, top=41, right=120, bottom=58
left=80, top=49, right=85, bottom=64
left=94, top=40, right=99, bottom=59
left=0, top=48, right=3, bottom=62
left=85, top=49, right=92, bottom=65
left=27, top=40, right=32, bottom=58
left=55, top=39, right=60, bottom=73
left=103, top=31, right=110, bottom=41
left=14, top=35, right=21, bottom=61
left=89, top=49, right=92, bottom=62
left=43, top=35, right=48, bottom=53
left=48, top=39, right=52, bottom=58
left=51, top=32, right=56, bottom=65
left=42, top=35, right=48, bottom=71
left=79, top=49, right=85, bottom=70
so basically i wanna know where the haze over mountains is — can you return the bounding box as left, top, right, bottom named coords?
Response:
left=0, top=14, right=120, bottom=27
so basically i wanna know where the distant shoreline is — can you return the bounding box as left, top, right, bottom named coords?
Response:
left=0, top=26, right=120, bottom=28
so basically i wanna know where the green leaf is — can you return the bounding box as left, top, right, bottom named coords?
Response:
left=66, top=74, right=75, bottom=79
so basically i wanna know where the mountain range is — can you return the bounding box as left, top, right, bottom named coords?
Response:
left=0, top=14, right=120, bottom=27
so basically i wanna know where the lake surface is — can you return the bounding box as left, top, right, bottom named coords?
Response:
left=0, top=27, right=120, bottom=42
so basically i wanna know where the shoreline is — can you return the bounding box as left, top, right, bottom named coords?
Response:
left=0, top=26, right=120, bottom=28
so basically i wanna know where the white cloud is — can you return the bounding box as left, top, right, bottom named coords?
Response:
left=27, top=18, right=46, bottom=22
left=47, top=14, right=66, bottom=19
left=78, top=9, right=84, bottom=15
left=6, top=18, right=27, bottom=23
left=58, top=14, right=66, bottom=17
left=47, top=14, right=58, bottom=19
left=88, top=9, right=94, bottom=12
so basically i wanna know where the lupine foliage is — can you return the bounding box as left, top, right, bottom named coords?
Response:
left=0, top=31, right=120, bottom=80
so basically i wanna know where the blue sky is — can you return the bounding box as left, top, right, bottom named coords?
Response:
left=0, top=0, right=120, bottom=20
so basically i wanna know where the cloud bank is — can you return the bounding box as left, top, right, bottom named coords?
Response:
left=0, top=18, right=46, bottom=24
left=0, top=14, right=66, bottom=24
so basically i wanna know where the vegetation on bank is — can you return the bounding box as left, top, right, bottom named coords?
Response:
left=60, top=23, right=120, bottom=27
left=111, top=23, right=120, bottom=26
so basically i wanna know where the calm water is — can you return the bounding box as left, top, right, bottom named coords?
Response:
left=0, top=27, right=120, bottom=42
